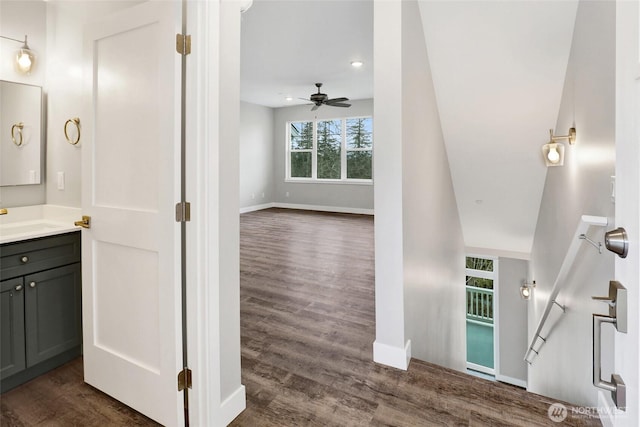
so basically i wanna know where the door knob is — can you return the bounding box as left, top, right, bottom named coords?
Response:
left=74, top=215, right=91, bottom=229
left=605, top=227, right=628, bottom=258
left=15, top=284, right=23, bottom=291
left=29, top=282, right=36, bottom=288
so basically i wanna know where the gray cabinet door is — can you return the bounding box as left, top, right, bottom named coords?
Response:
left=1, top=278, right=26, bottom=379
left=24, top=264, right=82, bottom=367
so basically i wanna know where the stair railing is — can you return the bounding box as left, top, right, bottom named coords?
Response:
left=524, top=215, right=608, bottom=364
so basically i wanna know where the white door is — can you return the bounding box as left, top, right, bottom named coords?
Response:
left=80, top=1, right=184, bottom=426
left=613, top=1, right=639, bottom=425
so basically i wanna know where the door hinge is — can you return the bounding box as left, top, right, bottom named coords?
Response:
left=178, top=367, right=192, bottom=391
left=176, top=33, right=191, bottom=55
left=176, top=202, right=191, bottom=222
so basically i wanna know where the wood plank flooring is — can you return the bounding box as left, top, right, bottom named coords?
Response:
left=1, top=208, right=601, bottom=426
left=231, top=208, right=600, bottom=427
left=0, top=357, right=159, bottom=426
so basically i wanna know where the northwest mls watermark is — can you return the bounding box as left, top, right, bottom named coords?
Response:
left=548, top=402, right=620, bottom=423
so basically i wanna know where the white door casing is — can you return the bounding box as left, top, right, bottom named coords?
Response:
left=81, top=1, right=183, bottom=426
left=612, top=1, right=640, bottom=426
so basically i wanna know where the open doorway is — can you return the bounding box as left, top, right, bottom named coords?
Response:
left=465, top=256, right=498, bottom=378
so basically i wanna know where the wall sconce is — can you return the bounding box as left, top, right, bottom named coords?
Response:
left=0, top=35, right=36, bottom=74
left=541, top=127, right=576, bottom=167
left=520, top=281, right=536, bottom=300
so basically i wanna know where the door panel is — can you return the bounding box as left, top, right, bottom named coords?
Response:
left=82, top=1, right=183, bottom=426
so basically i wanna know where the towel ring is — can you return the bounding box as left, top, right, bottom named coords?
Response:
left=64, top=117, right=81, bottom=145
left=11, top=122, right=24, bottom=146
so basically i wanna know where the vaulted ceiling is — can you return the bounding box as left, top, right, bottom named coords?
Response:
left=240, top=0, right=579, bottom=256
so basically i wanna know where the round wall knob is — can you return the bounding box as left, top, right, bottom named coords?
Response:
left=20, top=256, right=29, bottom=263
left=29, top=282, right=36, bottom=288
left=15, top=284, right=23, bottom=291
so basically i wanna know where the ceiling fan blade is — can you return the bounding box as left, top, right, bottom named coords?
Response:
left=326, top=97, right=349, bottom=104
left=311, top=104, right=320, bottom=111
left=327, top=103, right=351, bottom=108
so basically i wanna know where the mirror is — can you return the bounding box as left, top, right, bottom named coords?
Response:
left=0, top=80, right=43, bottom=186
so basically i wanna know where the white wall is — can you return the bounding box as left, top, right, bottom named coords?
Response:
left=528, top=0, right=616, bottom=407
left=497, top=257, right=528, bottom=386
left=372, top=0, right=466, bottom=372
left=0, top=0, right=46, bottom=206
left=401, top=0, right=466, bottom=371
left=372, top=0, right=408, bottom=369
left=240, top=101, right=274, bottom=210
left=273, top=99, right=374, bottom=211
left=0, top=1, right=141, bottom=208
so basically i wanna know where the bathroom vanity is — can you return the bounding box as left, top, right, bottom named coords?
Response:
left=0, top=206, right=82, bottom=393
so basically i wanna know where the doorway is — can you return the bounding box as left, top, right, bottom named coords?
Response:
left=465, top=256, right=498, bottom=377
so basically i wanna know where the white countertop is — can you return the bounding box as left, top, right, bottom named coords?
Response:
left=0, top=205, right=83, bottom=244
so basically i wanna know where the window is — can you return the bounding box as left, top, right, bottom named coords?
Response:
left=287, top=116, right=373, bottom=182
left=289, top=121, right=313, bottom=178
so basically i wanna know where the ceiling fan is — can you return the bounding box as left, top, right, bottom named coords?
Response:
left=303, top=83, right=351, bottom=111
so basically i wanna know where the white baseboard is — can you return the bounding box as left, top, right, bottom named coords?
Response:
left=373, top=340, right=411, bottom=370
left=239, top=202, right=275, bottom=214
left=495, top=373, right=527, bottom=388
left=239, top=202, right=374, bottom=215
left=274, top=202, right=374, bottom=215
left=219, top=384, right=246, bottom=426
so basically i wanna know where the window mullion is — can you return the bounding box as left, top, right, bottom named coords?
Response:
left=341, top=119, right=347, bottom=180
left=312, top=120, right=317, bottom=179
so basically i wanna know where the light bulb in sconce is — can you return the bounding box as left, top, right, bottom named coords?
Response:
left=1, top=35, right=36, bottom=74
left=547, top=144, right=560, bottom=164
left=520, top=281, right=536, bottom=300
left=16, top=49, right=33, bottom=72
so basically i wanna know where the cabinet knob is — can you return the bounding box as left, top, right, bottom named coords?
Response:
left=29, top=281, right=36, bottom=288
left=15, top=284, right=23, bottom=291
left=21, top=256, right=29, bottom=263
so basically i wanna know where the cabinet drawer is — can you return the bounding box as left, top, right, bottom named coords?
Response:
left=0, top=232, right=80, bottom=280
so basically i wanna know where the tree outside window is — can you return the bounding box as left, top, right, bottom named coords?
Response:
left=346, top=118, right=372, bottom=180
left=287, top=116, right=373, bottom=182
left=290, top=121, right=313, bottom=178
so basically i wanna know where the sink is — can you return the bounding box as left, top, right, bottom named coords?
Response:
left=0, top=221, right=63, bottom=236
left=0, top=215, right=80, bottom=244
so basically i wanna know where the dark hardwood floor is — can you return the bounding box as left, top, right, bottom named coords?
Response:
left=1, top=208, right=600, bottom=426
left=0, top=357, right=159, bottom=426
left=231, top=208, right=600, bottom=427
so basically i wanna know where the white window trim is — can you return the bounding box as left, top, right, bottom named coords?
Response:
left=465, top=255, right=499, bottom=377
left=286, top=116, right=373, bottom=183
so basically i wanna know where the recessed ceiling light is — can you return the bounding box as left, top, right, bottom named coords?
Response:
left=285, top=96, right=293, bottom=101
left=351, top=61, right=363, bottom=68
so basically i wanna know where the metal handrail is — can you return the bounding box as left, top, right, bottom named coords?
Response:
left=524, top=215, right=608, bottom=364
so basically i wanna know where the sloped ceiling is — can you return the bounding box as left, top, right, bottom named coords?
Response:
left=240, top=0, right=578, bottom=256
left=418, top=1, right=578, bottom=255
